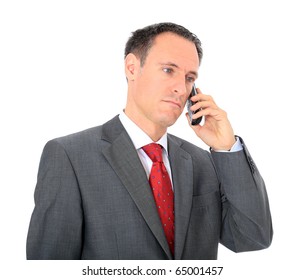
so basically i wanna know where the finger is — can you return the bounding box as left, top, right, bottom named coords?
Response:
left=192, top=107, right=224, bottom=120
left=190, top=100, right=217, bottom=112
left=191, top=93, right=214, bottom=103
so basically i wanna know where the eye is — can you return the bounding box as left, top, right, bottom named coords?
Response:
left=163, top=67, right=173, bottom=74
left=186, top=75, right=196, bottom=83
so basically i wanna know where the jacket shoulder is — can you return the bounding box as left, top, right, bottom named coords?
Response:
left=50, top=115, right=122, bottom=148
left=52, top=125, right=104, bottom=147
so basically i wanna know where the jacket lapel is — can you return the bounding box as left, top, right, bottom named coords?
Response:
left=168, top=134, right=193, bottom=260
left=100, top=116, right=172, bottom=259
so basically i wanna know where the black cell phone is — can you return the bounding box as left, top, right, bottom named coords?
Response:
left=187, top=85, right=202, bottom=125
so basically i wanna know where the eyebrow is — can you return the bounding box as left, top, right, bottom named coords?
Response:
left=160, top=62, right=198, bottom=79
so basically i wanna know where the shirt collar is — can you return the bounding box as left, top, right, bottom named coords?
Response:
left=119, top=112, right=168, bottom=154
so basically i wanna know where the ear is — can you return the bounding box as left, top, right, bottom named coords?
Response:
left=125, top=53, right=140, bottom=81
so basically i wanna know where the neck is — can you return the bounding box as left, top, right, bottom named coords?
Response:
left=124, top=108, right=167, bottom=142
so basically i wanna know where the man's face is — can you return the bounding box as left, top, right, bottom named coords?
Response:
left=126, top=32, right=200, bottom=131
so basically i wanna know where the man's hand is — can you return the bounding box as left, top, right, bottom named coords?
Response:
left=186, top=88, right=236, bottom=150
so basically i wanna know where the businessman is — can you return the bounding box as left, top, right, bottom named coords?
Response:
left=27, top=22, right=273, bottom=259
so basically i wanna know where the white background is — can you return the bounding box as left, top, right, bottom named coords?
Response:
left=1, top=0, right=304, bottom=279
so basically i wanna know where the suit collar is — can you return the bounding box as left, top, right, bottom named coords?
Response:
left=118, top=112, right=169, bottom=154
left=100, top=115, right=125, bottom=143
left=168, top=134, right=194, bottom=259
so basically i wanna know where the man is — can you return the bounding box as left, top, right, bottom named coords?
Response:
left=26, top=22, right=272, bottom=260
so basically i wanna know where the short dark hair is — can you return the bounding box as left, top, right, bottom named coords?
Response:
left=124, top=22, right=202, bottom=66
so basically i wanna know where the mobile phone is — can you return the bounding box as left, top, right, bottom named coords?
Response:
left=187, top=85, right=203, bottom=125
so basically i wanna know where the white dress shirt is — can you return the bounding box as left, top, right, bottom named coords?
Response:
left=119, top=112, right=173, bottom=184
left=119, top=112, right=243, bottom=187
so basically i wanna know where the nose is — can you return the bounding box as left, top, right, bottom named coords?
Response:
left=173, top=75, right=188, bottom=97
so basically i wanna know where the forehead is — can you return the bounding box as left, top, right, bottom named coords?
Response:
left=146, top=32, right=200, bottom=69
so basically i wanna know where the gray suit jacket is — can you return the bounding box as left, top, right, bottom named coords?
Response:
left=26, top=115, right=272, bottom=259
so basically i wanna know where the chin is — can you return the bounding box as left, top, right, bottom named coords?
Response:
left=159, top=113, right=180, bottom=128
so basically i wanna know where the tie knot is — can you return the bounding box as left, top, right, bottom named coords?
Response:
left=142, top=143, right=163, bottom=163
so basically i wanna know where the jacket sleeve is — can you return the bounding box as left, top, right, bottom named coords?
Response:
left=210, top=137, right=273, bottom=252
left=26, top=139, right=83, bottom=259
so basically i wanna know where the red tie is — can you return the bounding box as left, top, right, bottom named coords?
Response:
left=142, top=143, right=175, bottom=256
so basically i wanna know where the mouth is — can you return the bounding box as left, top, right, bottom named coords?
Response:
left=163, top=100, right=182, bottom=109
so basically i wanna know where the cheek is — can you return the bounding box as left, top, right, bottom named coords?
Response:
left=136, top=89, right=158, bottom=112
left=182, top=95, right=189, bottom=106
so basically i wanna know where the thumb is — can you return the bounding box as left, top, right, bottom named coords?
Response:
left=185, top=113, right=201, bottom=133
